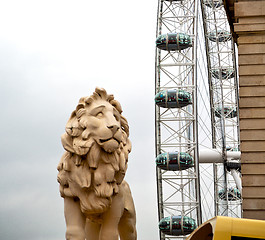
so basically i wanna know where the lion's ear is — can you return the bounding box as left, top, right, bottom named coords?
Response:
left=61, top=133, right=75, bottom=153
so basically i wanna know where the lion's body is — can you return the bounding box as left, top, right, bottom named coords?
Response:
left=57, top=88, right=136, bottom=240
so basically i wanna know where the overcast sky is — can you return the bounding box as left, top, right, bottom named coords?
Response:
left=0, top=1, right=159, bottom=239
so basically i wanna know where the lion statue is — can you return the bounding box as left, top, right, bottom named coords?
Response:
left=57, top=87, right=137, bottom=240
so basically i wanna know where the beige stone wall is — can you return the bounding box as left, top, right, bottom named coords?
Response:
left=233, top=0, right=265, bottom=220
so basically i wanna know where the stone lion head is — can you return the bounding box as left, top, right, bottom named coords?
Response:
left=57, top=88, right=131, bottom=220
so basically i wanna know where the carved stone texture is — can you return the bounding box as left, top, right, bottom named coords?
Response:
left=57, top=87, right=137, bottom=240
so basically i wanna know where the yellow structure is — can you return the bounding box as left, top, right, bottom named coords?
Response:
left=224, top=0, right=265, bottom=220
left=187, top=216, right=265, bottom=240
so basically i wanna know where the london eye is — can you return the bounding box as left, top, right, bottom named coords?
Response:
left=154, top=0, right=241, bottom=239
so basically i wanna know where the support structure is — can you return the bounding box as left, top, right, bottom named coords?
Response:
left=155, top=0, right=202, bottom=239
left=199, top=0, right=241, bottom=219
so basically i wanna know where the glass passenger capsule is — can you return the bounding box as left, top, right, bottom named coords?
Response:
left=204, top=0, right=223, bottom=8
left=215, top=106, right=237, bottom=118
left=156, top=152, right=194, bottom=171
left=155, top=89, right=192, bottom=108
left=212, top=68, right=235, bottom=80
left=226, top=146, right=239, bottom=152
left=156, top=33, right=192, bottom=51
left=159, top=216, right=197, bottom=236
left=218, top=188, right=241, bottom=201
left=208, top=30, right=232, bottom=42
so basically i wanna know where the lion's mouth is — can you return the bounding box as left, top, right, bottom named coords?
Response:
left=100, top=137, right=120, bottom=144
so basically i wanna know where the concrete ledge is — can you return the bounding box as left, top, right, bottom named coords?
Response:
left=235, top=1, right=265, bottom=17
left=239, top=65, right=265, bottom=75
left=239, top=75, right=265, bottom=86
left=243, top=187, right=265, bottom=198
left=241, top=141, right=265, bottom=152
left=240, top=86, right=265, bottom=97
left=234, top=23, right=265, bottom=33
left=242, top=174, right=265, bottom=186
left=240, top=107, right=265, bottom=118
left=238, top=34, right=265, bottom=44
left=239, top=54, right=265, bottom=65
left=240, top=119, right=265, bottom=130
left=243, top=199, right=265, bottom=210
left=242, top=163, right=265, bottom=174
left=241, top=130, right=265, bottom=141
left=239, top=16, right=265, bottom=24
left=243, top=210, right=265, bottom=220
left=238, top=44, right=265, bottom=54
left=239, top=97, right=265, bottom=107
left=241, top=152, right=265, bottom=163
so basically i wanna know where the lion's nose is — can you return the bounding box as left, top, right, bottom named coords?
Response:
left=107, top=125, right=120, bottom=134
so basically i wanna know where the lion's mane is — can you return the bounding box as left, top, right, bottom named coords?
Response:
left=57, top=88, right=131, bottom=221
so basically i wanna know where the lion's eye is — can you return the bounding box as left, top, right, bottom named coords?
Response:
left=96, top=112, right=103, bottom=118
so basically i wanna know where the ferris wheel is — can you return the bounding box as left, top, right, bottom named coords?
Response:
left=154, top=0, right=241, bottom=239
